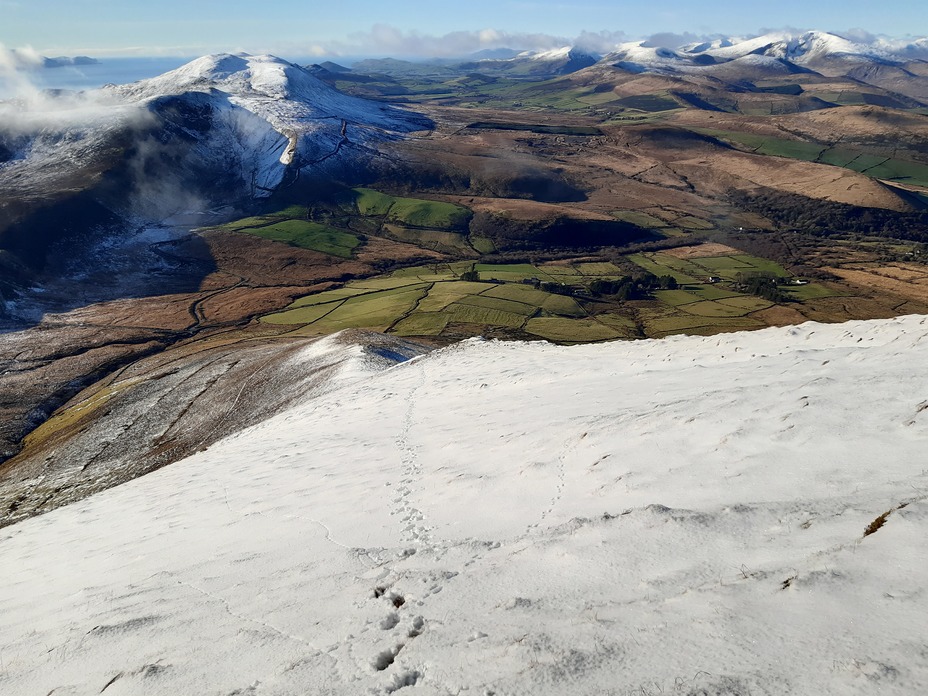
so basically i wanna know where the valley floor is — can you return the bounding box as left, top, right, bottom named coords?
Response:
left=2, top=316, right=927, bottom=694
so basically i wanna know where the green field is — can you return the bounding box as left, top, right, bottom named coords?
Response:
left=693, top=256, right=760, bottom=275
left=525, top=317, right=624, bottom=342
left=469, top=236, right=496, bottom=254
left=416, top=281, right=489, bottom=311
left=260, top=262, right=613, bottom=341
left=674, top=216, right=715, bottom=231
left=259, top=221, right=359, bottom=257
left=353, top=188, right=395, bottom=216
left=542, top=294, right=587, bottom=317
left=687, top=284, right=741, bottom=301
left=481, top=283, right=552, bottom=304
left=575, top=262, right=623, bottom=276
left=474, top=263, right=559, bottom=282
left=290, top=287, right=371, bottom=308
left=314, top=286, right=430, bottom=332
left=783, top=283, right=844, bottom=300
left=205, top=206, right=363, bottom=258
left=348, top=188, right=472, bottom=229
left=654, top=289, right=702, bottom=306
left=444, top=303, right=528, bottom=327
left=640, top=307, right=763, bottom=336
left=456, top=294, right=538, bottom=315
left=716, top=296, right=774, bottom=311
left=613, top=93, right=680, bottom=112
left=230, top=220, right=360, bottom=258
left=627, top=251, right=798, bottom=320
left=631, top=251, right=789, bottom=283
left=612, top=211, right=668, bottom=228
left=391, top=312, right=450, bottom=336
left=627, top=254, right=701, bottom=284
left=692, top=128, right=928, bottom=187
left=382, top=225, right=474, bottom=254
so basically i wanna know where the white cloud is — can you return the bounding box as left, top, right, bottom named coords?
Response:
left=312, top=24, right=574, bottom=58
left=573, top=30, right=628, bottom=53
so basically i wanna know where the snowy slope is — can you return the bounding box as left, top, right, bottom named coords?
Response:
left=606, top=41, right=686, bottom=72
left=2, top=316, right=928, bottom=694
left=469, top=46, right=600, bottom=76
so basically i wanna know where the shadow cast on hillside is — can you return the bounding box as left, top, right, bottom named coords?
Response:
left=0, top=220, right=217, bottom=334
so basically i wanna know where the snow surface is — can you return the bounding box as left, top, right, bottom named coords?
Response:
left=2, top=317, right=928, bottom=694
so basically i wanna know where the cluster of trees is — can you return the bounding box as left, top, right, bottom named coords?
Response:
left=731, top=189, right=928, bottom=242
left=538, top=281, right=575, bottom=296
left=588, top=272, right=677, bottom=299
left=734, top=271, right=791, bottom=302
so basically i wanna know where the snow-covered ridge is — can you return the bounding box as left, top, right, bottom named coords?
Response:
left=113, top=53, right=426, bottom=132
left=696, top=30, right=901, bottom=64
left=108, top=53, right=429, bottom=184
left=602, top=30, right=928, bottom=74
left=2, top=315, right=927, bottom=694
left=512, top=45, right=600, bottom=62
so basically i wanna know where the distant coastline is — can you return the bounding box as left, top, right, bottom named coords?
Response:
left=43, top=56, right=100, bottom=68
left=20, top=57, right=193, bottom=92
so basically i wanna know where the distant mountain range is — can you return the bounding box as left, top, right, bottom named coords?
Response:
left=345, top=47, right=602, bottom=79
left=328, top=31, right=928, bottom=81
left=603, top=30, right=928, bottom=75
left=43, top=55, right=100, bottom=68
left=1, top=50, right=99, bottom=69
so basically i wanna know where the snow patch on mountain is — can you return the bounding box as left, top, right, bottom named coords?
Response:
left=519, top=46, right=594, bottom=61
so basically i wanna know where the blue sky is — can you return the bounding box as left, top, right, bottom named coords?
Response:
left=1, top=0, right=925, bottom=57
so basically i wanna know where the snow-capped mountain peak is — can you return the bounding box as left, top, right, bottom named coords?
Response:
left=688, top=30, right=911, bottom=65
left=112, top=52, right=426, bottom=130
left=125, top=53, right=300, bottom=99
left=106, top=52, right=430, bottom=198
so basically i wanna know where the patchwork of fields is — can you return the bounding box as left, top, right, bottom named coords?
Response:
left=262, top=261, right=637, bottom=342
left=260, top=250, right=842, bottom=342
left=199, top=187, right=873, bottom=344
left=205, top=189, right=476, bottom=257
